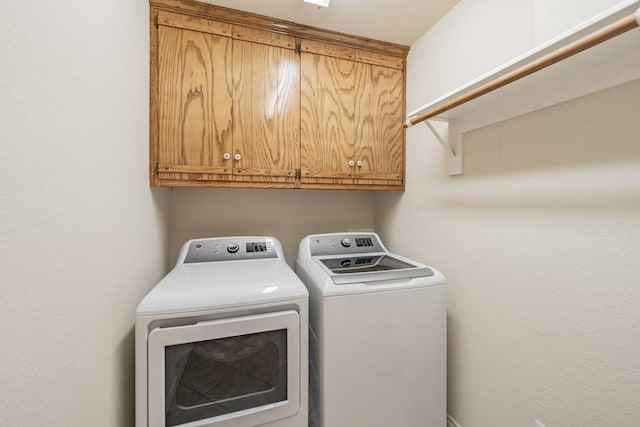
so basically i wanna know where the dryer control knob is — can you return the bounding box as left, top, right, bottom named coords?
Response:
left=341, top=238, right=352, bottom=248
left=227, top=242, right=240, bottom=253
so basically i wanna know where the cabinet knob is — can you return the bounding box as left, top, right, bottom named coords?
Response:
left=348, top=160, right=355, bottom=167
left=234, top=153, right=242, bottom=161
left=223, top=153, right=231, bottom=160
left=356, top=160, right=363, bottom=167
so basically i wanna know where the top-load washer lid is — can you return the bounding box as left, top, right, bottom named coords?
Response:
left=318, top=254, right=434, bottom=284
left=304, top=232, right=435, bottom=285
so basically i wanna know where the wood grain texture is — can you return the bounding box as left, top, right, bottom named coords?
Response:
left=301, top=40, right=404, bottom=70
left=301, top=40, right=356, bottom=62
left=300, top=52, right=358, bottom=185
left=150, top=10, right=160, bottom=186
left=233, top=25, right=296, bottom=50
left=354, top=63, right=404, bottom=180
left=157, top=25, right=233, bottom=182
left=150, top=1, right=406, bottom=190
left=299, top=181, right=401, bottom=191
left=355, top=50, right=404, bottom=70
left=300, top=50, right=404, bottom=188
left=156, top=179, right=295, bottom=188
left=232, top=39, right=299, bottom=184
left=150, top=0, right=409, bottom=57
left=157, top=164, right=231, bottom=173
left=157, top=10, right=231, bottom=36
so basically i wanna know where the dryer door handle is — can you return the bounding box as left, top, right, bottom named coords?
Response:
left=194, top=311, right=296, bottom=328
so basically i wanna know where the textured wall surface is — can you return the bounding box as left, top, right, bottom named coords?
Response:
left=0, top=1, right=379, bottom=424
left=376, top=0, right=640, bottom=426
left=2, top=0, right=636, bottom=426
left=0, top=1, right=170, bottom=426
left=169, top=188, right=377, bottom=268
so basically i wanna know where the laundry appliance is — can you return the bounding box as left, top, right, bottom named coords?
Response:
left=296, top=232, right=446, bottom=427
left=136, top=236, right=308, bottom=427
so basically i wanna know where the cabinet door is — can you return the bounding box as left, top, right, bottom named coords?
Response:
left=300, top=52, right=359, bottom=185
left=156, top=24, right=233, bottom=182
left=232, top=37, right=299, bottom=185
left=150, top=5, right=407, bottom=190
left=353, top=63, right=404, bottom=185
left=300, top=43, right=405, bottom=190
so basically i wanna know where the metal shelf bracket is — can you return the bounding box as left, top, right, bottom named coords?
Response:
left=423, top=118, right=463, bottom=175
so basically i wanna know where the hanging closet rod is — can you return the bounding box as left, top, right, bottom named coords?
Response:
left=405, top=7, right=640, bottom=128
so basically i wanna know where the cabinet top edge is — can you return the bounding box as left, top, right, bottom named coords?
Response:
left=149, top=0, right=410, bottom=58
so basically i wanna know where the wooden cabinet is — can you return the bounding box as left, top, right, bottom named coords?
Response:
left=231, top=28, right=299, bottom=186
left=155, top=16, right=233, bottom=183
left=355, top=63, right=405, bottom=186
left=152, top=11, right=298, bottom=187
left=149, top=0, right=408, bottom=190
left=300, top=42, right=404, bottom=189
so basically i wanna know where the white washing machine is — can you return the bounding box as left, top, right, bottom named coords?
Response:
left=136, top=236, right=308, bottom=427
left=295, top=232, right=446, bottom=427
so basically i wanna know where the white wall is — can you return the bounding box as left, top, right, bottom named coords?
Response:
left=376, top=0, right=640, bottom=426
left=534, top=0, right=623, bottom=43
left=2, top=0, right=636, bottom=425
left=404, top=0, right=535, bottom=108
left=169, top=188, right=376, bottom=267
left=0, top=1, right=170, bottom=426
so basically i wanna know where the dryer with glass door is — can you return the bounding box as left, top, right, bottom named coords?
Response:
left=136, top=236, right=308, bottom=427
left=296, top=232, right=446, bottom=427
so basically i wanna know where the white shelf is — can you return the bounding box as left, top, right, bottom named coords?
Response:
left=407, top=0, right=640, bottom=175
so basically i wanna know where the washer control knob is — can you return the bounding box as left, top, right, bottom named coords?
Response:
left=227, top=242, right=240, bottom=253
left=341, top=238, right=352, bottom=248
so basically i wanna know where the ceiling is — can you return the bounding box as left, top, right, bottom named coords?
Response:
left=198, top=0, right=461, bottom=46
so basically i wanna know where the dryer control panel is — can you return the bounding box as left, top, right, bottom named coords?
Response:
left=183, top=237, right=277, bottom=263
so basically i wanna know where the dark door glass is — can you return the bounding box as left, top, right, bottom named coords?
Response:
left=164, top=329, right=287, bottom=426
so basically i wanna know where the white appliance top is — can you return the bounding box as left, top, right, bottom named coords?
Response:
left=296, top=232, right=446, bottom=296
left=137, top=236, right=308, bottom=316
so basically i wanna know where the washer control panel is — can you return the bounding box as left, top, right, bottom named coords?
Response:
left=310, top=233, right=384, bottom=256
left=183, top=237, right=276, bottom=263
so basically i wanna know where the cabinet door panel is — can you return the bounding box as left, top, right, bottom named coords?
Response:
left=232, top=40, right=299, bottom=183
left=354, top=64, right=403, bottom=181
left=300, top=52, right=359, bottom=183
left=157, top=26, right=233, bottom=181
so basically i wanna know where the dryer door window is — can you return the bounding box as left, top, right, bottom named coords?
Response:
left=147, top=311, right=300, bottom=427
